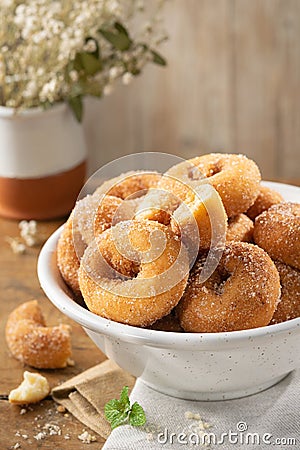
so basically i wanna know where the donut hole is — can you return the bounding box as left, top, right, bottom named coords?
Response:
left=136, top=207, right=172, bottom=226
left=213, top=269, right=232, bottom=295
left=97, top=234, right=140, bottom=278
left=206, top=161, right=223, bottom=177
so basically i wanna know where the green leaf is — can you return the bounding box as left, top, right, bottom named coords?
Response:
left=129, top=402, right=146, bottom=427
left=104, top=387, right=146, bottom=430
left=110, top=414, right=128, bottom=430
left=104, top=399, right=122, bottom=416
left=119, top=386, right=130, bottom=409
left=68, top=95, right=83, bottom=122
left=105, top=399, right=129, bottom=430
left=99, top=27, right=132, bottom=51
left=105, top=405, right=128, bottom=429
left=77, top=52, right=102, bottom=75
left=151, top=50, right=167, bottom=66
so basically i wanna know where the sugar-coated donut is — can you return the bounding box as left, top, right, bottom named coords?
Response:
left=57, top=195, right=139, bottom=295
left=188, top=153, right=261, bottom=217
left=254, top=202, right=300, bottom=270
left=226, top=214, right=254, bottom=243
left=176, top=242, right=280, bottom=332
left=271, top=261, right=300, bottom=324
left=79, top=220, right=189, bottom=327
left=57, top=171, right=161, bottom=296
left=247, top=185, right=283, bottom=220
left=5, top=301, right=72, bottom=369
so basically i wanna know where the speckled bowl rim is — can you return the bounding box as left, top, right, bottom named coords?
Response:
left=37, top=181, right=300, bottom=349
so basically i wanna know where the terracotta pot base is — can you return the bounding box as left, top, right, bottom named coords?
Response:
left=0, top=161, right=86, bottom=220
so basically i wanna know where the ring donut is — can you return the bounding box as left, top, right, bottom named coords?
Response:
left=247, top=185, right=283, bottom=220
left=226, top=214, right=254, bottom=243
left=176, top=242, right=280, bottom=332
left=57, top=171, right=161, bottom=295
left=5, top=301, right=72, bottom=369
left=57, top=195, right=124, bottom=295
left=78, top=220, right=189, bottom=327
left=253, top=202, right=300, bottom=270
left=271, top=261, right=300, bottom=324
left=187, top=153, right=261, bottom=217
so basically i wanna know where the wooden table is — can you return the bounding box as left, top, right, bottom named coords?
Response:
left=0, top=218, right=107, bottom=449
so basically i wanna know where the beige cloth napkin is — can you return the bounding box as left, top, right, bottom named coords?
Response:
left=52, top=361, right=300, bottom=449
left=51, top=359, right=135, bottom=439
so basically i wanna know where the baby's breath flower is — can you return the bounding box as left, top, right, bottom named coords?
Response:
left=122, top=72, right=133, bottom=85
left=83, top=39, right=97, bottom=53
left=23, top=80, right=38, bottom=99
left=69, top=70, right=79, bottom=82
left=103, top=84, right=114, bottom=96
left=109, top=66, right=123, bottom=79
left=0, top=0, right=167, bottom=118
left=5, top=237, right=26, bottom=255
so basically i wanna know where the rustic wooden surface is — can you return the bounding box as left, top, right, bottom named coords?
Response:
left=84, top=0, right=300, bottom=180
left=0, top=218, right=107, bottom=449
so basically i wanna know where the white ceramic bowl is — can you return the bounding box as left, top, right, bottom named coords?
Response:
left=38, top=181, right=300, bottom=400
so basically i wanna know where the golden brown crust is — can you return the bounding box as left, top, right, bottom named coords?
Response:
left=246, top=185, right=283, bottom=220
left=57, top=214, right=82, bottom=296
left=5, top=301, right=72, bottom=369
left=226, top=214, right=254, bottom=243
left=79, top=220, right=189, bottom=327
left=188, top=153, right=261, bottom=217
left=93, top=195, right=124, bottom=236
left=176, top=242, right=280, bottom=332
left=253, top=202, right=300, bottom=269
left=271, top=261, right=300, bottom=324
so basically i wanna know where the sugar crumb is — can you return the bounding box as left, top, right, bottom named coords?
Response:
left=78, top=430, right=97, bottom=444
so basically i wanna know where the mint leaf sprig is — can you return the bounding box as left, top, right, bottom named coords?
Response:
left=104, top=386, right=146, bottom=430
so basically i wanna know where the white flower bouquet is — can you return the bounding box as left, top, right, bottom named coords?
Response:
left=0, top=0, right=166, bottom=121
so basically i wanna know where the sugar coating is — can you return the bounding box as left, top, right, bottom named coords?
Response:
left=188, top=153, right=261, bottom=217
left=57, top=171, right=161, bottom=296
left=5, top=301, right=72, bottom=369
left=254, top=202, right=300, bottom=270
left=177, top=242, right=280, bottom=333
left=79, top=220, right=189, bottom=327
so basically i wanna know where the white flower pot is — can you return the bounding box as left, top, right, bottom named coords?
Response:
left=0, top=103, right=87, bottom=219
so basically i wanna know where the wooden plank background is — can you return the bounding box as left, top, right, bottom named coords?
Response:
left=83, top=0, right=300, bottom=181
